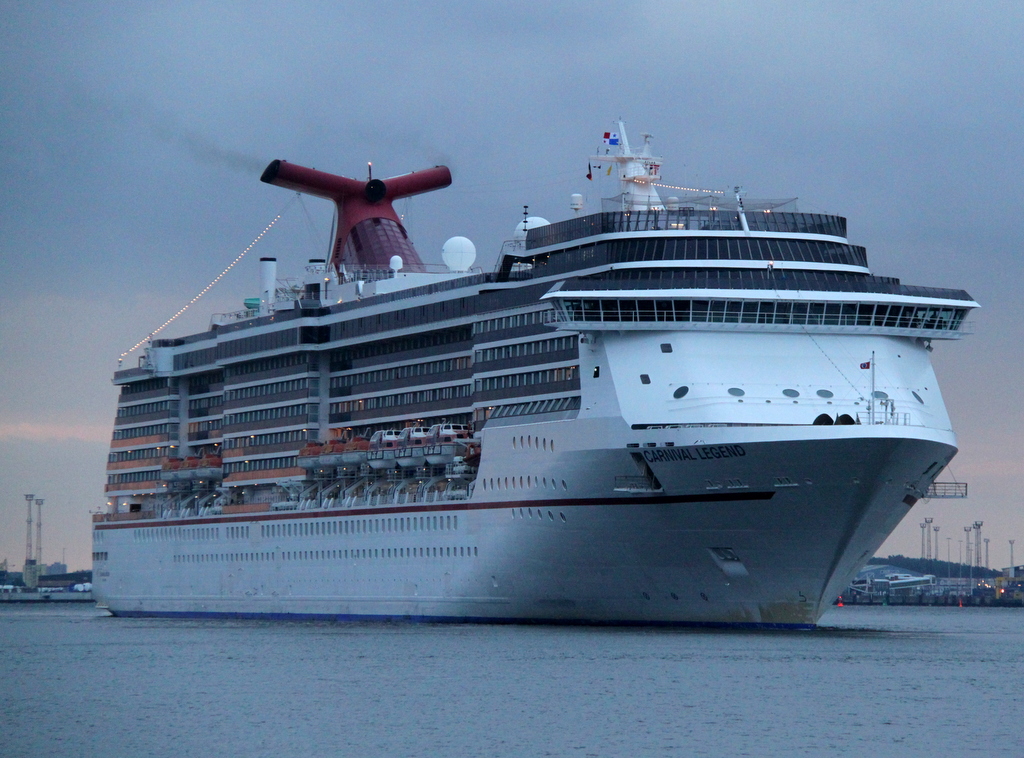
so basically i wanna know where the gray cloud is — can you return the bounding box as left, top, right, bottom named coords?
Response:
left=1, top=0, right=1022, bottom=571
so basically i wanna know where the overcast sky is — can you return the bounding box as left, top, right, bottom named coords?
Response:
left=2, top=1, right=1021, bottom=573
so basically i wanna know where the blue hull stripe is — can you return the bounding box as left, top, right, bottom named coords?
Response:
left=108, top=608, right=815, bottom=630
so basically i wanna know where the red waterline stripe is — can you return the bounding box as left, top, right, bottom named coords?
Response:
left=94, top=490, right=774, bottom=530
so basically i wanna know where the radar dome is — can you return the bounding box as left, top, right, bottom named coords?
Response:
left=512, top=216, right=550, bottom=241
left=442, top=236, right=477, bottom=272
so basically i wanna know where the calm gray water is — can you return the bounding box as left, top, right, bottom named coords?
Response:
left=1, top=604, right=1020, bottom=757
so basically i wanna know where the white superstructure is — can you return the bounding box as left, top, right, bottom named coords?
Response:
left=93, top=124, right=976, bottom=628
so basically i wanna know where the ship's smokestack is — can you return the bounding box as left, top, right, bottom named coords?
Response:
left=260, top=257, right=277, bottom=315
left=260, top=160, right=451, bottom=273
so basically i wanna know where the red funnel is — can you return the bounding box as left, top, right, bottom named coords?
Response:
left=261, top=160, right=452, bottom=272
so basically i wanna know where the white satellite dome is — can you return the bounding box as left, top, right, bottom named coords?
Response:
left=442, top=236, right=477, bottom=272
left=512, top=216, right=550, bottom=241
left=389, top=255, right=404, bottom=272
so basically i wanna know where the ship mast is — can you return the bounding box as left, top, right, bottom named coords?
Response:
left=591, top=120, right=664, bottom=211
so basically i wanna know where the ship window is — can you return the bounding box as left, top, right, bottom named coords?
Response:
left=560, top=512, right=566, bottom=522
left=660, top=344, right=673, bottom=353
left=816, top=389, right=834, bottom=398
left=912, top=391, right=925, bottom=404
left=640, top=374, right=651, bottom=384
left=593, top=366, right=600, bottom=378
left=872, top=391, right=889, bottom=399
left=728, top=388, right=745, bottom=396
left=673, top=386, right=689, bottom=399
left=783, top=389, right=800, bottom=398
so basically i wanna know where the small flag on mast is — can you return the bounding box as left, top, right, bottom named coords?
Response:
left=860, top=361, right=871, bottom=369
left=603, top=132, right=620, bottom=145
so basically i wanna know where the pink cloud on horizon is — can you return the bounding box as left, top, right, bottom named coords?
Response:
left=0, top=422, right=110, bottom=443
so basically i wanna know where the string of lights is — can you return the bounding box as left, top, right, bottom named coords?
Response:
left=119, top=197, right=296, bottom=360
left=654, top=182, right=725, bottom=195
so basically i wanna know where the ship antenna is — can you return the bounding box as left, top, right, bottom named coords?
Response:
left=368, top=162, right=373, bottom=181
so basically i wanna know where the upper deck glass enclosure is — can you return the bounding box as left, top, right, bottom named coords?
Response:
left=525, top=210, right=848, bottom=250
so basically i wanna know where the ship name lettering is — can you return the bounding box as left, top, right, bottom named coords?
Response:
left=642, top=444, right=746, bottom=463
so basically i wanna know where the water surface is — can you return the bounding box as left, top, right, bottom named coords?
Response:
left=1, top=604, right=1019, bottom=757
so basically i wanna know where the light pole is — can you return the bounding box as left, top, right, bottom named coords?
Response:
left=933, top=525, right=940, bottom=570
left=35, top=498, right=43, bottom=568
left=921, top=522, right=927, bottom=559
left=965, top=526, right=973, bottom=592
left=23, top=493, right=34, bottom=566
left=925, top=517, right=934, bottom=560
left=984, top=538, right=989, bottom=570
left=958, top=540, right=964, bottom=594
left=1011, top=540, right=1016, bottom=579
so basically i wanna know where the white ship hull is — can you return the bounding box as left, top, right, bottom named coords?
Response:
left=95, top=124, right=974, bottom=629
left=94, top=421, right=955, bottom=628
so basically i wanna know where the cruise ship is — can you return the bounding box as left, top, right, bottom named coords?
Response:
left=93, top=124, right=977, bottom=628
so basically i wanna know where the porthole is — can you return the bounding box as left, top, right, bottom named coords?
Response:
left=728, top=388, right=745, bottom=396
left=640, top=374, right=651, bottom=385
left=660, top=343, right=673, bottom=353
left=561, top=479, right=567, bottom=490
left=548, top=511, right=554, bottom=521
left=912, top=391, right=924, bottom=404
left=816, top=389, right=834, bottom=398
left=872, top=391, right=889, bottom=399
left=559, top=512, right=566, bottom=522
left=782, top=389, right=800, bottom=398
left=673, top=386, right=689, bottom=399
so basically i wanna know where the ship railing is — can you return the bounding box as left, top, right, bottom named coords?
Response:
left=856, top=411, right=913, bottom=426
left=925, top=482, right=968, bottom=498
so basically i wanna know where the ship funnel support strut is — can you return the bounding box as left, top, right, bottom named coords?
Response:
left=260, top=160, right=452, bottom=273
